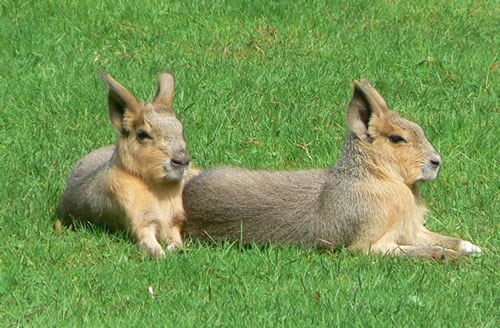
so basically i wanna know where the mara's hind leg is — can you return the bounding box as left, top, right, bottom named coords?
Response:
left=415, top=227, right=482, bottom=256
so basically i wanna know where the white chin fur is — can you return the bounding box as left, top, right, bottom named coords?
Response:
left=460, top=241, right=482, bottom=255
left=421, top=167, right=439, bottom=181
left=164, top=163, right=187, bottom=181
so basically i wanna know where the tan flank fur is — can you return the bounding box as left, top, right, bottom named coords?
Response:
left=60, top=71, right=198, bottom=258
left=183, top=80, right=482, bottom=260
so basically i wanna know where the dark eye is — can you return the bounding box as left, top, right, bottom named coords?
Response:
left=388, top=135, right=406, bottom=143
left=136, top=129, right=152, bottom=141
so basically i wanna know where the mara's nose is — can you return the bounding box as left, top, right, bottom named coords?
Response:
left=430, top=153, right=441, bottom=168
left=171, top=150, right=190, bottom=167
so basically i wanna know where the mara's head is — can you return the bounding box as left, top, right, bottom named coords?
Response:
left=101, top=71, right=190, bottom=184
left=347, top=80, right=441, bottom=185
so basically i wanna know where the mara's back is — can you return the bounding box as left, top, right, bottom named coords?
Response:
left=60, top=145, right=118, bottom=226
left=183, top=167, right=328, bottom=246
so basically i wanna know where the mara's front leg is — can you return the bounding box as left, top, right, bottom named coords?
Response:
left=135, top=223, right=165, bottom=258
left=368, top=240, right=460, bottom=261
left=415, top=227, right=482, bottom=256
left=127, top=206, right=165, bottom=258
left=362, top=228, right=458, bottom=260
left=159, top=212, right=185, bottom=252
left=366, top=226, right=482, bottom=260
left=130, top=210, right=185, bottom=257
left=165, top=224, right=184, bottom=252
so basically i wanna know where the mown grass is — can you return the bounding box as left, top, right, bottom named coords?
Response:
left=0, top=0, right=498, bottom=326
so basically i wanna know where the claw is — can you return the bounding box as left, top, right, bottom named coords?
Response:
left=460, top=241, right=482, bottom=255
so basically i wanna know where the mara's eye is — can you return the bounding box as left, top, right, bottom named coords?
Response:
left=136, top=129, right=152, bottom=141
left=388, top=134, right=406, bottom=144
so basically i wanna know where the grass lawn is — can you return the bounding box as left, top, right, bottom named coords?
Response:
left=0, top=0, right=498, bottom=326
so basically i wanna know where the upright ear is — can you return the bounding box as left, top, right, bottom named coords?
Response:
left=100, top=70, right=140, bottom=132
left=152, top=72, right=175, bottom=112
left=347, top=80, right=388, bottom=140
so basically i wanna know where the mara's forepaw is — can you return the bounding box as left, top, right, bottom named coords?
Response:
left=460, top=241, right=482, bottom=256
left=431, top=247, right=460, bottom=261
left=151, top=248, right=166, bottom=258
left=166, top=242, right=183, bottom=252
left=139, top=241, right=166, bottom=259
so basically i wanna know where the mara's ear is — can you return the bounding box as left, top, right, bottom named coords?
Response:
left=100, top=70, right=141, bottom=132
left=347, top=80, right=388, bottom=140
left=152, top=72, right=175, bottom=112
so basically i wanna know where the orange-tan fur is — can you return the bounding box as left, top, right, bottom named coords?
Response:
left=183, top=80, right=482, bottom=260
left=60, top=71, right=197, bottom=258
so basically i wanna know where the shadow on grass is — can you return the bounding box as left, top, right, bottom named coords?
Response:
left=183, top=234, right=348, bottom=258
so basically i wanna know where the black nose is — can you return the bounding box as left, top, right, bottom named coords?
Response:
left=430, top=159, right=441, bottom=168
left=171, top=153, right=190, bottom=166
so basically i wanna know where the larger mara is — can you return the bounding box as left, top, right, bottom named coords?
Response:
left=183, top=80, right=482, bottom=260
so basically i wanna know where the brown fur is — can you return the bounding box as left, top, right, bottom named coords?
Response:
left=183, top=80, right=482, bottom=260
left=60, top=71, right=198, bottom=258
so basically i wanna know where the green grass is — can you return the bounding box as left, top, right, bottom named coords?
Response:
left=1, top=0, right=498, bottom=326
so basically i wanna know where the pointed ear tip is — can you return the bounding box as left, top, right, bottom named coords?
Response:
left=352, top=79, right=375, bottom=91
left=98, top=70, right=114, bottom=85
left=363, top=79, right=374, bottom=87
left=351, top=80, right=365, bottom=94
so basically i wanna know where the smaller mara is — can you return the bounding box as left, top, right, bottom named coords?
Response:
left=183, top=80, right=482, bottom=260
left=60, top=71, right=195, bottom=258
